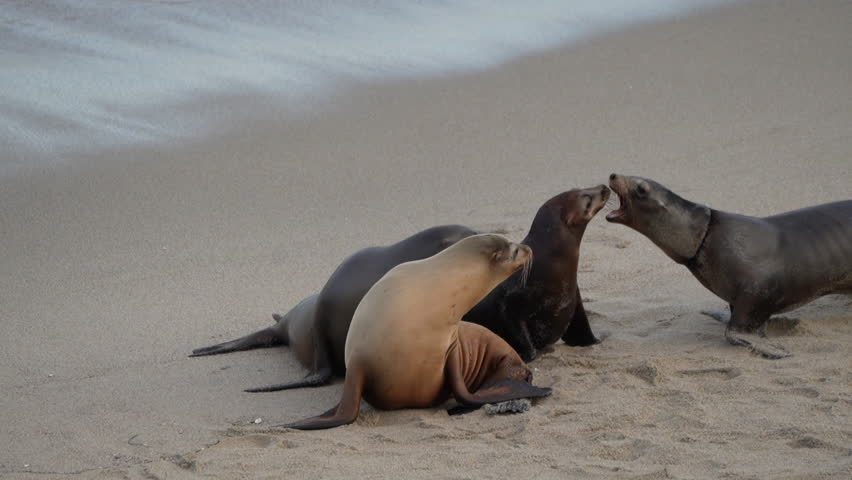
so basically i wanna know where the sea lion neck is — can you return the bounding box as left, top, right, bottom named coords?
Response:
left=523, top=218, right=582, bottom=262
left=520, top=228, right=580, bottom=290
left=642, top=191, right=711, bottom=265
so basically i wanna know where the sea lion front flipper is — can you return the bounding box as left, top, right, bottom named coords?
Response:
left=501, top=297, right=538, bottom=361
left=243, top=368, right=333, bottom=392
left=189, top=326, right=285, bottom=357
left=276, top=365, right=365, bottom=430
left=561, top=291, right=599, bottom=346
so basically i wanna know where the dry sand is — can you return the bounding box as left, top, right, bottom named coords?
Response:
left=1, top=0, right=850, bottom=478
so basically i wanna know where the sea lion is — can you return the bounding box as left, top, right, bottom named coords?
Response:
left=464, top=185, right=611, bottom=361
left=281, top=234, right=551, bottom=430
left=190, top=225, right=477, bottom=390
left=606, top=173, right=852, bottom=359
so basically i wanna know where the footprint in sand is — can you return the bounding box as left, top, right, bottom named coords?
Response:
left=591, top=438, right=656, bottom=462
left=626, top=361, right=660, bottom=385
left=788, top=387, right=820, bottom=399
left=218, top=434, right=278, bottom=449
left=677, top=367, right=742, bottom=380
left=788, top=436, right=833, bottom=449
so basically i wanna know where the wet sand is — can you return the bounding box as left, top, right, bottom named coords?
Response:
left=1, top=0, right=850, bottom=478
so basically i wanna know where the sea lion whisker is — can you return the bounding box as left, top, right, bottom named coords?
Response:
left=519, top=253, right=531, bottom=286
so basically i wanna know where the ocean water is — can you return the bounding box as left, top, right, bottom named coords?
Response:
left=0, top=0, right=734, bottom=170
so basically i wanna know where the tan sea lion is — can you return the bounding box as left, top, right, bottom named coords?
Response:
left=280, top=234, right=552, bottom=430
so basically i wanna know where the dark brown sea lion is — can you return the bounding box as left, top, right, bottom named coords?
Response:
left=190, top=225, right=477, bottom=390
left=606, top=173, right=852, bottom=359
left=464, top=185, right=611, bottom=361
left=281, top=234, right=551, bottom=430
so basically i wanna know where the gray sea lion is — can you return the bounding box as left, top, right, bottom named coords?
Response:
left=606, top=174, right=852, bottom=358
left=190, top=225, right=477, bottom=390
left=281, top=234, right=551, bottom=430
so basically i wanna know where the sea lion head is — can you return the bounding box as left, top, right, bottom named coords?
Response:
left=532, top=185, right=611, bottom=234
left=451, top=233, right=533, bottom=284
left=606, top=174, right=711, bottom=264
left=523, top=185, right=610, bottom=261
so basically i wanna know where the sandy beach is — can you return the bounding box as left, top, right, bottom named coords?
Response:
left=1, top=0, right=850, bottom=478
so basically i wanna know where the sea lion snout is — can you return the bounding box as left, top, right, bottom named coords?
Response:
left=608, top=173, right=628, bottom=195
left=570, top=184, right=610, bottom=223
left=508, top=242, right=532, bottom=266
left=594, top=184, right=611, bottom=208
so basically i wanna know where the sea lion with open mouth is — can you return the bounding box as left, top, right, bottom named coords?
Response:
left=606, top=173, right=852, bottom=359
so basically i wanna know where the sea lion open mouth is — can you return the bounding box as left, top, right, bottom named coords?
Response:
left=605, top=196, right=626, bottom=221
left=606, top=176, right=628, bottom=222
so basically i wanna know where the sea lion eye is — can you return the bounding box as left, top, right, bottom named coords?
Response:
left=636, top=183, right=648, bottom=197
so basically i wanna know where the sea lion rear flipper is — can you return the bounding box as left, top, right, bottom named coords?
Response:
left=701, top=309, right=731, bottom=324
left=446, top=405, right=478, bottom=416
left=463, top=378, right=552, bottom=406
left=724, top=304, right=791, bottom=359
left=189, top=326, right=285, bottom=357
left=724, top=329, right=791, bottom=360
left=276, top=365, right=365, bottom=430
left=445, top=350, right=551, bottom=408
left=243, top=368, right=333, bottom=392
